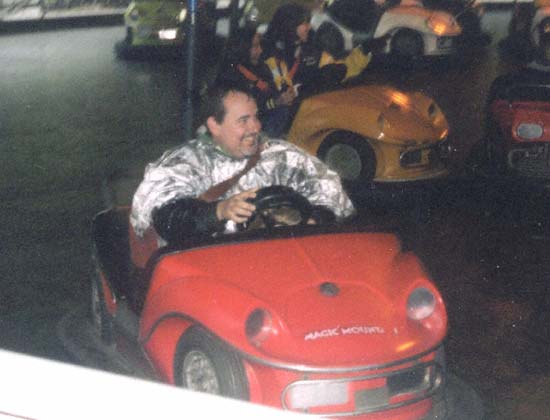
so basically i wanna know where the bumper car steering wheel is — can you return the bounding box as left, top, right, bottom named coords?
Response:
left=243, top=186, right=313, bottom=231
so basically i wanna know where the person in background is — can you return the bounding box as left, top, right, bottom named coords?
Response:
left=216, top=26, right=296, bottom=138
left=489, top=21, right=550, bottom=103
left=260, top=2, right=387, bottom=98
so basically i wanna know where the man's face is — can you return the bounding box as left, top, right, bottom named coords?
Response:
left=207, top=92, right=262, bottom=159
left=296, top=21, right=311, bottom=44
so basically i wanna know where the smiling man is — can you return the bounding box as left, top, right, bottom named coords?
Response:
left=130, top=82, right=354, bottom=244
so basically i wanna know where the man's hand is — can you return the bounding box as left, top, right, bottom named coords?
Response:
left=276, top=87, right=297, bottom=106
left=361, top=34, right=391, bottom=54
left=216, top=189, right=257, bottom=223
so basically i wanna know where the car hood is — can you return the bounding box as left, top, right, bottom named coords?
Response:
left=149, top=231, right=446, bottom=366
left=387, top=4, right=451, bottom=20
left=384, top=5, right=462, bottom=36
left=296, top=85, right=449, bottom=146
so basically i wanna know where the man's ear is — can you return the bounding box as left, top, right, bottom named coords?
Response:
left=206, top=116, right=220, bottom=138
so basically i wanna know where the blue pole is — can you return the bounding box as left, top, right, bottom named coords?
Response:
left=184, top=0, right=197, bottom=142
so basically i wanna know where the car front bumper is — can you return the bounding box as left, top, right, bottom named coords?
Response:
left=127, top=24, right=184, bottom=47
left=244, top=346, right=445, bottom=419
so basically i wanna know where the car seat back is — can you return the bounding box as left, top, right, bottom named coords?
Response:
left=128, top=223, right=163, bottom=269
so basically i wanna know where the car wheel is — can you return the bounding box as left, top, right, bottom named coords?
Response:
left=390, top=29, right=423, bottom=60
left=174, top=327, right=249, bottom=399
left=318, top=131, right=376, bottom=185
left=90, top=270, right=114, bottom=345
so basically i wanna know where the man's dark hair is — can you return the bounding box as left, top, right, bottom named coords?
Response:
left=262, top=3, right=311, bottom=52
left=202, top=81, right=256, bottom=124
left=314, top=23, right=346, bottom=60
left=224, top=26, right=258, bottom=66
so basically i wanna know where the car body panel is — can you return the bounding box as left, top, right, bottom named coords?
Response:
left=287, top=84, right=450, bottom=182
left=140, top=233, right=446, bottom=366
left=91, top=207, right=448, bottom=419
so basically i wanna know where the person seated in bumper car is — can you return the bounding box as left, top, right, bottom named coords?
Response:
left=260, top=2, right=387, bottom=99
left=216, top=27, right=296, bottom=138
left=130, top=81, right=354, bottom=245
left=490, top=24, right=550, bottom=102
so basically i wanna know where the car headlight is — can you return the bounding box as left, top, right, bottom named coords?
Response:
left=407, top=287, right=436, bottom=320
left=159, top=29, right=178, bottom=40
left=245, top=308, right=273, bottom=347
left=516, top=123, right=543, bottom=140
left=178, top=8, right=187, bottom=23
left=129, top=7, right=140, bottom=21
left=426, top=16, right=452, bottom=36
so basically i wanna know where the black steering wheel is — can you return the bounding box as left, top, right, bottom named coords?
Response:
left=243, top=186, right=313, bottom=231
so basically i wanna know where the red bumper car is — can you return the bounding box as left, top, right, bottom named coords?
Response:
left=90, top=187, right=447, bottom=419
left=470, top=69, right=550, bottom=179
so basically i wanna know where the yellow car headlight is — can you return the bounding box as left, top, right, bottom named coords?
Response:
left=426, top=15, right=454, bottom=36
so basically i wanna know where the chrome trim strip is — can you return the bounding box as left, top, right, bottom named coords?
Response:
left=239, top=343, right=444, bottom=374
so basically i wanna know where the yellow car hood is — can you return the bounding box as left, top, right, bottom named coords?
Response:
left=291, top=84, right=449, bottom=146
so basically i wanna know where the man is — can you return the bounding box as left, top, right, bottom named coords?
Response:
left=130, top=82, right=354, bottom=244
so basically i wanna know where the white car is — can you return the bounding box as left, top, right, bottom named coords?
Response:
left=310, top=0, right=462, bottom=59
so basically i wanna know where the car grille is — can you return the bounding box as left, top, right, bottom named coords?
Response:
left=508, top=144, right=550, bottom=179
left=355, top=363, right=439, bottom=412
left=400, top=146, right=440, bottom=168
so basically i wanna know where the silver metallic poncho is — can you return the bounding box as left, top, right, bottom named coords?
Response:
left=130, top=135, right=355, bottom=236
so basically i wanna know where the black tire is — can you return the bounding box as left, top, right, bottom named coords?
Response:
left=390, top=29, right=424, bottom=60
left=318, top=131, right=376, bottom=185
left=90, top=269, right=114, bottom=345
left=174, top=327, right=249, bottom=400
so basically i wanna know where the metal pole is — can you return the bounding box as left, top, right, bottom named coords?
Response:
left=184, top=0, right=197, bottom=142
left=229, top=0, right=240, bottom=41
